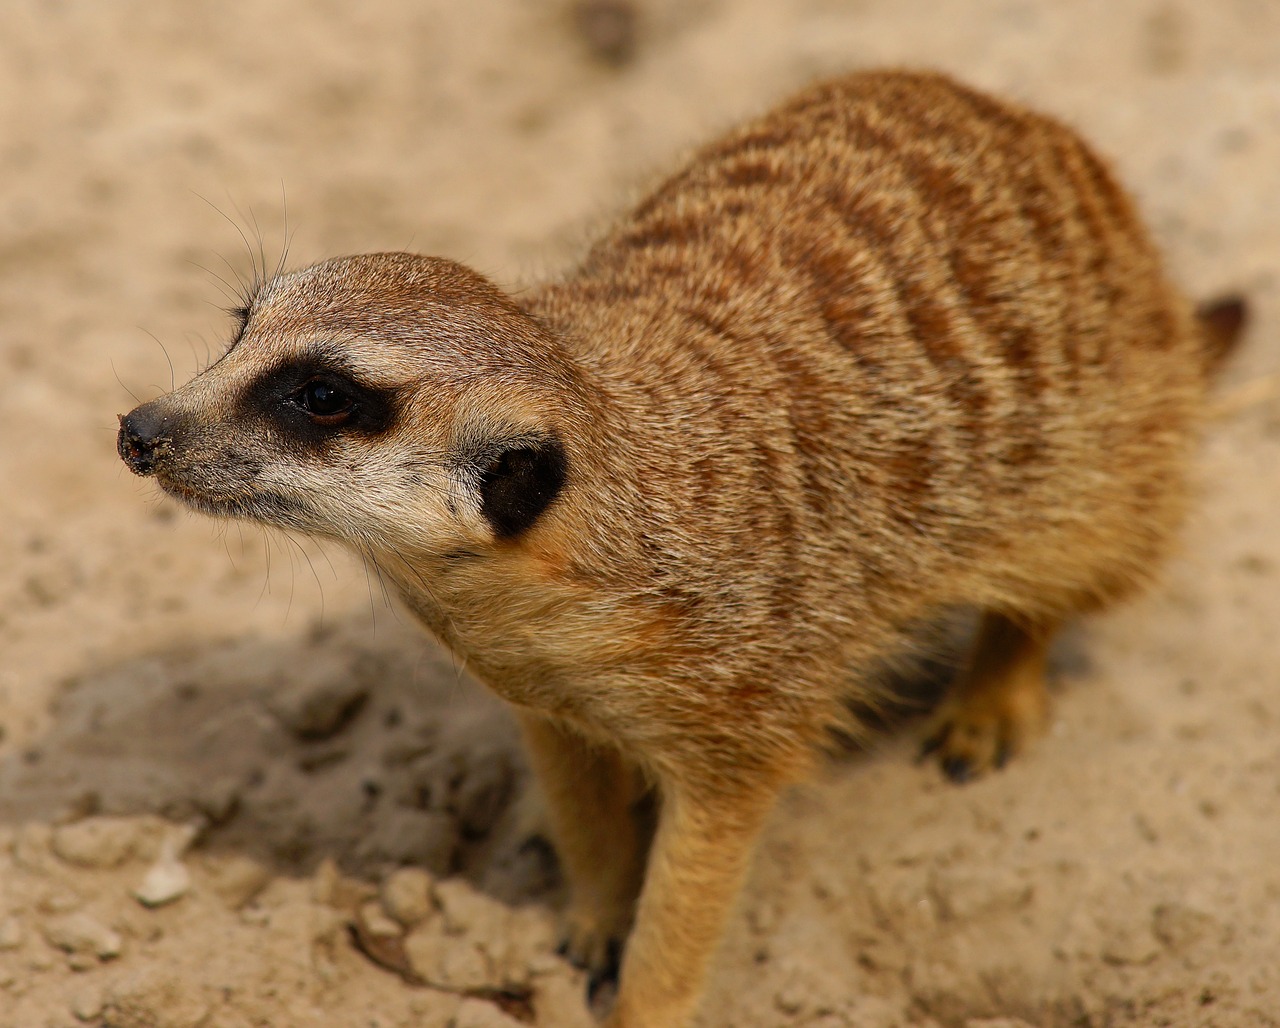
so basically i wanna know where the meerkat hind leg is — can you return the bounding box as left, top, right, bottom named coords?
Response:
left=921, top=610, right=1054, bottom=782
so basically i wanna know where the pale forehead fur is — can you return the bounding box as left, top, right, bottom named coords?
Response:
left=235, top=252, right=576, bottom=392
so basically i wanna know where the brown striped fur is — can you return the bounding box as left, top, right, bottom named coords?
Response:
left=119, top=71, right=1245, bottom=1027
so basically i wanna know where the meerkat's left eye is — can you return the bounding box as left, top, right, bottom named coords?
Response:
left=295, top=378, right=353, bottom=424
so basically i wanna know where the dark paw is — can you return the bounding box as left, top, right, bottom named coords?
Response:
left=557, top=920, right=624, bottom=979
left=558, top=929, right=622, bottom=1014
left=920, top=692, right=1042, bottom=783
left=940, top=754, right=972, bottom=784
left=587, top=937, right=622, bottom=1002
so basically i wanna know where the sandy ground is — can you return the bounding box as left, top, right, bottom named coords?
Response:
left=1, top=1, right=1278, bottom=1025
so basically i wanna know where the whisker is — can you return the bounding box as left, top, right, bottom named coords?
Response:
left=214, top=249, right=251, bottom=296
left=360, top=551, right=381, bottom=622
left=281, top=531, right=326, bottom=623
left=247, top=200, right=269, bottom=298
left=186, top=257, right=247, bottom=310
left=222, top=529, right=240, bottom=572
left=275, top=181, right=293, bottom=280
left=184, top=332, right=214, bottom=375
left=194, top=191, right=265, bottom=310
left=278, top=531, right=298, bottom=624
left=256, top=529, right=274, bottom=607
left=110, top=358, right=142, bottom=405
left=139, top=329, right=177, bottom=391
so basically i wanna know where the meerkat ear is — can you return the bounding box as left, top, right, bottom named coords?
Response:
left=478, top=435, right=568, bottom=539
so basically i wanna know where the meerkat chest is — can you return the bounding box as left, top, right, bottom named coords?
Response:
left=390, top=561, right=647, bottom=716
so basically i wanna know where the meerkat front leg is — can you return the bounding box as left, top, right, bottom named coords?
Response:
left=922, top=610, right=1054, bottom=781
left=517, top=712, right=648, bottom=990
left=606, top=773, right=781, bottom=1028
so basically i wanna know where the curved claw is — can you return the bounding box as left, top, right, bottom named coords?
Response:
left=587, top=937, right=623, bottom=1002
left=557, top=907, right=627, bottom=981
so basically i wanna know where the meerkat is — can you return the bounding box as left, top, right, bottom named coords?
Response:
left=118, top=70, right=1245, bottom=1028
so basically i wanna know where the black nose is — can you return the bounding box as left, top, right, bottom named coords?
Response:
left=117, top=403, right=170, bottom=476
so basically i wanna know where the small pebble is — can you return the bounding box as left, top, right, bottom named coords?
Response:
left=774, top=982, right=805, bottom=1017
left=133, top=824, right=197, bottom=907
left=51, top=819, right=142, bottom=870
left=69, top=984, right=105, bottom=1021
left=38, top=888, right=85, bottom=915
left=1102, top=924, right=1160, bottom=966
left=531, top=966, right=595, bottom=1028
left=133, top=857, right=190, bottom=908
left=207, top=854, right=272, bottom=911
left=357, top=898, right=403, bottom=940
left=746, top=898, right=780, bottom=934
left=405, top=926, right=493, bottom=991
left=28, top=950, right=58, bottom=972
left=491, top=906, right=559, bottom=989
left=68, top=951, right=98, bottom=972
left=351, top=898, right=415, bottom=983
left=380, top=866, right=436, bottom=928
left=434, top=878, right=508, bottom=937
left=42, top=912, right=123, bottom=960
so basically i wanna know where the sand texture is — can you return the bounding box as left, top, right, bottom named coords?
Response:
left=1, top=1, right=1278, bottom=1025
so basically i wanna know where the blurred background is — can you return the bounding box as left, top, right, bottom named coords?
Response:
left=1, top=2, right=1277, bottom=1025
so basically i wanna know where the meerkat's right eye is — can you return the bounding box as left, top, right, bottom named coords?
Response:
left=294, top=377, right=354, bottom=424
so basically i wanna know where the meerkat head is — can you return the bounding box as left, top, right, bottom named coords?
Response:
left=118, top=252, right=585, bottom=561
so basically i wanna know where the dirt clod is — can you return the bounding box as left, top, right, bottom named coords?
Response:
left=205, top=854, right=273, bottom=911
left=268, top=672, right=370, bottom=742
left=133, top=854, right=190, bottom=908
left=571, top=0, right=638, bottom=66
left=42, top=912, right=123, bottom=961
left=381, top=865, right=436, bottom=928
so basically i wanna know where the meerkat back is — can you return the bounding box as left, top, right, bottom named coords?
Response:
left=530, top=69, right=1232, bottom=769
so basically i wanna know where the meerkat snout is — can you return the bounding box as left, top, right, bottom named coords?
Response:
left=117, top=406, right=168, bottom=476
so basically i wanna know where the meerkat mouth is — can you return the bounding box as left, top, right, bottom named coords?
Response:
left=154, top=475, right=311, bottom=529
left=154, top=476, right=248, bottom=518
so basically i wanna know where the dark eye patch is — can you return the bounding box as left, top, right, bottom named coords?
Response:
left=239, top=353, right=397, bottom=454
